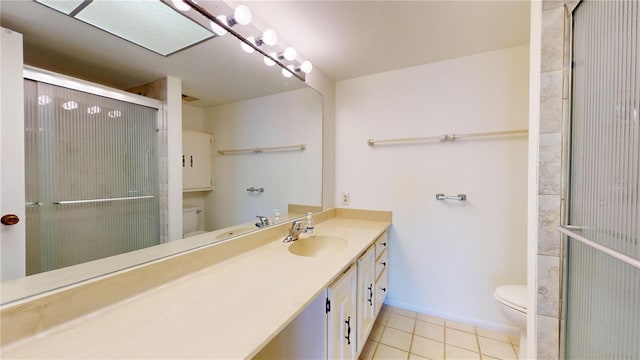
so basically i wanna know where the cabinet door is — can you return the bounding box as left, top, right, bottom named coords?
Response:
left=327, top=265, right=357, bottom=360
left=357, top=245, right=376, bottom=352
left=182, top=131, right=213, bottom=191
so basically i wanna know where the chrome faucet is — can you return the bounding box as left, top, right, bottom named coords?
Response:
left=283, top=220, right=304, bottom=243
left=255, top=215, right=269, bottom=228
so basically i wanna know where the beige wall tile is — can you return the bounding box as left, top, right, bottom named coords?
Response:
left=540, top=71, right=564, bottom=133
left=537, top=315, right=560, bottom=360
left=538, top=195, right=561, bottom=256
left=541, top=6, right=565, bottom=71
left=537, top=255, right=561, bottom=317
left=539, top=133, right=562, bottom=194
left=542, top=1, right=564, bottom=10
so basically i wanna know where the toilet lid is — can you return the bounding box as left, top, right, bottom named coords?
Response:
left=495, top=285, right=527, bottom=313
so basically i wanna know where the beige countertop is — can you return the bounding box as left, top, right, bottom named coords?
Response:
left=1, top=214, right=390, bottom=359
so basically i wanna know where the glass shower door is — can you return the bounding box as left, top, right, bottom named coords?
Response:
left=24, top=79, right=160, bottom=275
left=564, top=0, right=640, bottom=358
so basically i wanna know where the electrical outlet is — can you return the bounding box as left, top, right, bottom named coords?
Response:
left=342, top=192, right=350, bottom=206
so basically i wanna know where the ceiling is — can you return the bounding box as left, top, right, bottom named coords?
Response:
left=242, top=0, right=531, bottom=81
left=1, top=1, right=530, bottom=106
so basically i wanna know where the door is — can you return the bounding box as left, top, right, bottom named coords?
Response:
left=327, top=265, right=357, bottom=360
left=0, top=28, right=26, bottom=281
left=563, top=1, right=640, bottom=358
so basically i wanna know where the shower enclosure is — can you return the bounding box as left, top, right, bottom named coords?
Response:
left=561, top=0, right=639, bottom=358
left=24, top=70, right=161, bottom=275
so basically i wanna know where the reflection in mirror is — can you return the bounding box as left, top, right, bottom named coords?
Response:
left=0, top=0, right=322, bottom=305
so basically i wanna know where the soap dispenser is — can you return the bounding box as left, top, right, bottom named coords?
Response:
left=305, top=212, right=315, bottom=236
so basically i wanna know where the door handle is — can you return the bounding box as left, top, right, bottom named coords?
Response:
left=182, top=155, right=185, bottom=167
left=1, top=214, right=20, bottom=225
left=190, top=155, right=193, bottom=167
left=367, top=284, right=373, bottom=306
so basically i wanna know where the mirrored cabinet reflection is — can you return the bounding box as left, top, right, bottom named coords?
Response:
left=182, top=130, right=213, bottom=191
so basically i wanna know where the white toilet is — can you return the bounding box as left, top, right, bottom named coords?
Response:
left=183, top=207, right=207, bottom=238
left=494, top=285, right=527, bottom=359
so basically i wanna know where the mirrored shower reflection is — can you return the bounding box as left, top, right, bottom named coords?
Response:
left=24, top=80, right=160, bottom=275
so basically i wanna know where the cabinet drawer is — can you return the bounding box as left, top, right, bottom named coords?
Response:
left=375, top=269, right=388, bottom=315
left=374, top=232, right=388, bottom=259
left=375, top=249, right=388, bottom=280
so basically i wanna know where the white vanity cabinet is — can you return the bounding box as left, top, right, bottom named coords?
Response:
left=356, top=245, right=376, bottom=352
left=327, top=264, right=357, bottom=360
left=374, top=232, right=389, bottom=315
left=182, top=130, right=213, bottom=191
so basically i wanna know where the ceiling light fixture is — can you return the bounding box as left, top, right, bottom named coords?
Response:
left=180, top=0, right=313, bottom=80
left=225, top=5, right=252, bottom=27
left=171, top=0, right=190, bottom=12
left=62, top=101, right=78, bottom=110
left=255, top=29, right=278, bottom=47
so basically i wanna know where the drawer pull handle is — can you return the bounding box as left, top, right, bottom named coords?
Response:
left=182, top=155, right=185, bottom=167
left=345, top=316, right=352, bottom=345
left=190, top=155, right=193, bottom=167
left=382, top=242, right=387, bottom=246
left=382, top=262, right=386, bottom=267
left=381, top=287, right=387, bottom=292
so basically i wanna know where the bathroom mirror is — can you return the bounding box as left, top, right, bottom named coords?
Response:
left=0, top=0, right=322, bottom=304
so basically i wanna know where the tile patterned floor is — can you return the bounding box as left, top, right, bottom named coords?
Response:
left=360, top=305, right=520, bottom=360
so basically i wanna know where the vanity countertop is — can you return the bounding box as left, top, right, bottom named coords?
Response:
left=1, top=215, right=390, bottom=359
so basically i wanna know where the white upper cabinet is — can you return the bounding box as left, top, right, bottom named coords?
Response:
left=182, top=130, right=213, bottom=191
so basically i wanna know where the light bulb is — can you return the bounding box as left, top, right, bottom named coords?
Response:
left=62, top=101, right=78, bottom=110
left=283, top=47, right=297, bottom=61
left=171, top=0, right=190, bottom=11
left=108, top=110, right=122, bottom=118
left=300, top=61, right=313, bottom=74
left=38, top=95, right=51, bottom=105
left=262, top=29, right=278, bottom=46
left=210, top=16, right=228, bottom=36
left=264, top=52, right=276, bottom=66
left=87, top=105, right=101, bottom=115
left=282, top=65, right=294, bottom=78
left=234, top=5, right=252, bottom=25
left=241, top=36, right=255, bottom=53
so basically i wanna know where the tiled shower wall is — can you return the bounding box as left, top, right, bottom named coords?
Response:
left=537, top=1, right=576, bottom=359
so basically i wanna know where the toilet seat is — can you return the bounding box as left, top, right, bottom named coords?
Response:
left=494, top=285, right=527, bottom=313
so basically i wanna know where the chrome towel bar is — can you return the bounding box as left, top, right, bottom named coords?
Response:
left=246, top=187, right=264, bottom=193
left=367, top=129, right=528, bottom=146
left=218, top=144, right=306, bottom=155
left=53, top=195, right=154, bottom=205
left=436, top=193, right=467, bottom=201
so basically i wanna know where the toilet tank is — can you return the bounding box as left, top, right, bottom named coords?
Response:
left=182, top=207, right=201, bottom=235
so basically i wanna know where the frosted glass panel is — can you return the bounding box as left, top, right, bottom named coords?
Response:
left=24, top=80, right=160, bottom=275
left=566, top=0, right=640, bottom=358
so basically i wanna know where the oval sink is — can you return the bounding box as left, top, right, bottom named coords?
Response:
left=288, top=235, right=348, bottom=257
left=215, top=226, right=256, bottom=240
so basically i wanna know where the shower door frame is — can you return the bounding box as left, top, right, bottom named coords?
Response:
left=22, top=66, right=167, bottom=273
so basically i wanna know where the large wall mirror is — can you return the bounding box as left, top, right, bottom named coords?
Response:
left=0, top=0, right=322, bottom=304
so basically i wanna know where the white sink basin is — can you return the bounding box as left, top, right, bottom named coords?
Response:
left=215, top=226, right=256, bottom=240
left=288, top=235, right=347, bottom=257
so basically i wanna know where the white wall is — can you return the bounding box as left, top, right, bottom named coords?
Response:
left=335, top=45, right=529, bottom=329
left=204, top=87, right=323, bottom=230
